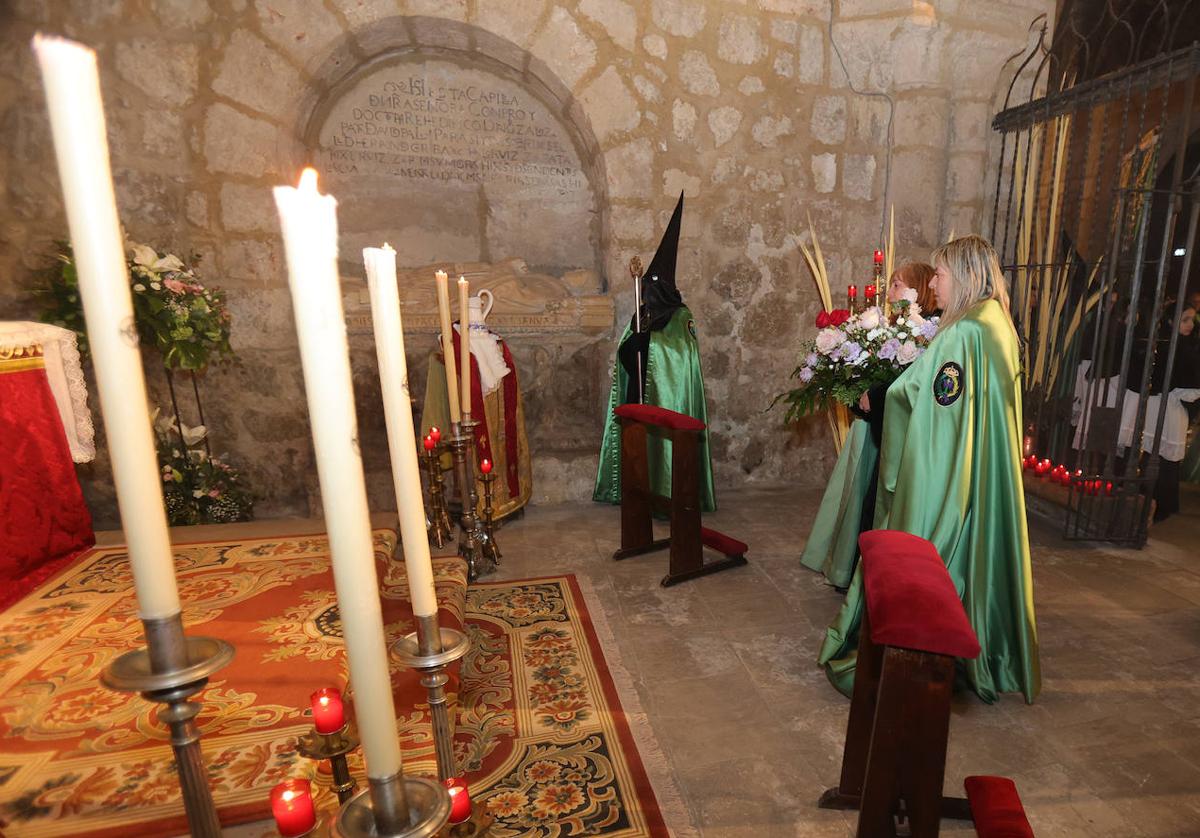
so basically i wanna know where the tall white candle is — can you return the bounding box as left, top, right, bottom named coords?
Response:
left=434, top=271, right=461, bottom=423
left=457, top=276, right=471, bottom=417
left=363, top=245, right=439, bottom=618
left=33, top=35, right=180, bottom=620
left=274, top=169, right=403, bottom=780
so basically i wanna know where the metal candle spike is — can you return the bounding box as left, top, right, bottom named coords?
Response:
left=101, top=613, right=234, bottom=838
left=629, top=256, right=645, bottom=406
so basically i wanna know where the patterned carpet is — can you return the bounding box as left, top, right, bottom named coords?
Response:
left=0, top=532, right=668, bottom=837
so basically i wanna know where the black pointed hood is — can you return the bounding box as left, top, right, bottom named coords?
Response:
left=633, top=192, right=685, bottom=332
left=619, top=193, right=687, bottom=403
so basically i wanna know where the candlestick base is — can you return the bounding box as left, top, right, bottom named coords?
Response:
left=331, top=776, right=451, bottom=838
left=447, top=419, right=493, bottom=582
left=477, top=472, right=502, bottom=568
left=101, top=615, right=235, bottom=838
left=298, top=723, right=361, bottom=804
left=423, top=444, right=454, bottom=549
left=392, top=624, right=471, bottom=781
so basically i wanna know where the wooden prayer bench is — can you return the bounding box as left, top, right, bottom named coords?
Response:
left=818, top=530, right=983, bottom=837
left=611, top=403, right=748, bottom=587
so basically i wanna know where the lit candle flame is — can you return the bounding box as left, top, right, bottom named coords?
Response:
left=299, top=167, right=318, bottom=192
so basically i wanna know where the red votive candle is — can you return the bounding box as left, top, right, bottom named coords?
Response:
left=310, top=687, right=344, bottom=734
left=874, top=249, right=884, bottom=264
left=848, top=285, right=857, bottom=298
left=423, top=434, right=436, bottom=451
left=445, top=777, right=472, bottom=824
left=1106, top=481, right=1114, bottom=495
left=480, top=458, right=492, bottom=474
left=429, top=426, right=442, bottom=444
left=271, top=779, right=316, bottom=837
left=866, top=284, right=876, bottom=299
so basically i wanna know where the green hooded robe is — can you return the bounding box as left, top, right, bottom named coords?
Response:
left=818, top=299, right=1042, bottom=704
left=800, top=418, right=878, bottom=589
left=593, top=306, right=717, bottom=512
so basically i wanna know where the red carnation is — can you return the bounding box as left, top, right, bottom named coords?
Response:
left=829, top=309, right=851, bottom=326
left=815, top=310, right=831, bottom=328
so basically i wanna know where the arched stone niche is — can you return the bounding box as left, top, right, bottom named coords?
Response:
left=298, top=16, right=612, bottom=336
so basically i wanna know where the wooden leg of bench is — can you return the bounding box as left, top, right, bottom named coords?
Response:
left=820, top=609, right=882, bottom=812
left=618, top=419, right=653, bottom=556
left=613, top=538, right=671, bottom=560
left=856, top=647, right=917, bottom=838
left=900, top=654, right=957, bottom=837
left=660, top=553, right=747, bottom=587
left=667, top=430, right=702, bottom=579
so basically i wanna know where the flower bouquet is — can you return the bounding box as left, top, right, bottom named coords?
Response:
left=780, top=291, right=939, bottom=422
left=39, top=240, right=232, bottom=370
left=154, top=410, right=254, bottom=526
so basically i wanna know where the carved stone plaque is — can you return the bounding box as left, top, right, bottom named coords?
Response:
left=313, top=58, right=599, bottom=278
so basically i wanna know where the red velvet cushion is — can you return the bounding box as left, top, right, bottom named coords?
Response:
left=614, top=403, right=706, bottom=432
left=701, top=527, right=748, bottom=556
left=964, top=776, right=1034, bottom=837
left=858, top=530, right=981, bottom=659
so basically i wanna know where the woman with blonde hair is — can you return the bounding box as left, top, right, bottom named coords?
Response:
left=818, top=235, right=1041, bottom=704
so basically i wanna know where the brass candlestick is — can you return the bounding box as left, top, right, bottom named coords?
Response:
left=391, top=615, right=471, bottom=781
left=478, top=469, right=502, bottom=568
left=298, top=723, right=360, bottom=804
left=447, top=417, right=491, bottom=581
left=101, top=613, right=234, bottom=838
left=422, top=441, right=453, bottom=549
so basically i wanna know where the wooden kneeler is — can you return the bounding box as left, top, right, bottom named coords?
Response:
left=611, top=403, right=748, bottom=587
left=819, top=530, right=981, bottom=837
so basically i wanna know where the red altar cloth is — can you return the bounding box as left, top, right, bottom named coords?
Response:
left=0, top=350, right=94, bottom=610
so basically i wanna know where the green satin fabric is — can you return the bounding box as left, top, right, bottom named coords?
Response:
left=1182, top=433, right=1200, bottom=483
left=818, top=300, right=1042, bottom=704
left=800, top=419, right=877, bottom=588
left=593, top=307, right=717, bottom=512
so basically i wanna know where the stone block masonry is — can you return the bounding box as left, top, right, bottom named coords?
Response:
left=0, top=0, right=1052, bottom=528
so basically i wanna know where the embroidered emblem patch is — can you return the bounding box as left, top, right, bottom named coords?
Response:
left=933, top=361, right=964, bottom=406
left=687, top=319, right=698, bottom=338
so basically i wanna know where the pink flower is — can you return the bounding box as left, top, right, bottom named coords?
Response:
left=208, top=488, right=222, bottom=498
left=163, top=277, right=186, bottom=293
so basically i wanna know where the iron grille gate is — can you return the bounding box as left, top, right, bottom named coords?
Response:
left=989, top=17, right=1200, bottom=546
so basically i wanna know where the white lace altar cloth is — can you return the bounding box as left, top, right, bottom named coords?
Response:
left=0, top=321, right=95, bottom=462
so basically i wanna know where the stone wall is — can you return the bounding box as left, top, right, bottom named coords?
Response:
left=0, top=0, right=1053, bottom=528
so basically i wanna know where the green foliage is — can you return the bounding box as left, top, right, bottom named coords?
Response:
left=37, top=241, right=232, bottom=371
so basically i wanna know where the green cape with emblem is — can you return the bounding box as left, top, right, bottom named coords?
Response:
left=800, top=418, right=878, bottom=588
left=593, top=306, right=716, bottom=512
left=818, top=299, right=1042, bottom=704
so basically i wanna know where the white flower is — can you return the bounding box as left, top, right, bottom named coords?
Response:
left=130, top=243, right=159, bottom=267
left=181, top=423, right=207, bottom=446
left=902, top=287, right=919, bottom=304
left=192, top=490, right=205, bottom=498
left=897, top=331, right=908, bottom=340
left=133, top=283, right=146, bottom=292
left=897, top=340, right=920, bottom=365
left=858, top=306, right=882, bottom=331
left=151, top=282, right=161, bottom=290
left=866, top=327, right=884, bottom=341
left=907, top=311, right=926, bottom=330
left=815, top=328, right=846, bottom=355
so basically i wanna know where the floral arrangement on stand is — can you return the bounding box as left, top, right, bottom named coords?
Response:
left=153, top=410, right=255, bottom=525
left=779, top=291, right=940, bottom=422
left=38, top=239, right=255, bottom=525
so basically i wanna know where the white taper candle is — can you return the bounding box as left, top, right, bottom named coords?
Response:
left=33, top=34, right=181, bottom=620
left=274, top=169, right=403, bottom=779
left=434, top=270, right=461, bottom=423
left=457, top=275, right=471, bottom=416
left=363, top=245, right=439, bottom=618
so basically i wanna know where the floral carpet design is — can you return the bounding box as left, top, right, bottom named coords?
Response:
left=0, top=536, right=666, bottom=837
